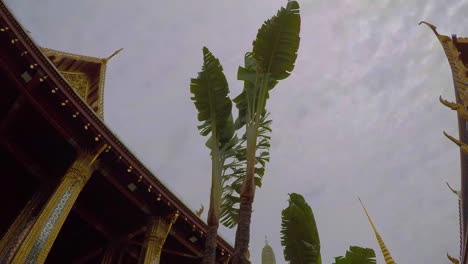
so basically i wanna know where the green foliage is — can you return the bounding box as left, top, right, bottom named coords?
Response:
left=233, top=53, right=277, bottom=129
left=190, top=47, right=235, bottom=148
left=220, top=113, right=272, bottom=228
left=190, top=47, right=238, bottom=225
left=281, top=193, right=321, bottom=264
left=333, top=246, right=376, bottom=264
left=279, top=194, right=378, bottom=264
left=220, top=1, right=300, bottom=233
left=253, top=1, right=301, bottom=80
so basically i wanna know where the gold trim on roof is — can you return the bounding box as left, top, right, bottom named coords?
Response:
left=39, top=47, right=123, bottom=119
left=40, top=47, right=102, bottom=64
left=60, top=71, right=89, bottom=100
left=97, top=48, right=123, bottom=119
left=419, top=21, right=468, bottom=107
left=103, top=48, right=123, bottom=63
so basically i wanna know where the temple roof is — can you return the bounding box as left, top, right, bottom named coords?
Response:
left=420, top=21, right=468, bottom=263
left=40, top=47, right=122, bottom=119
left=0, top=0, right=234, bottom=258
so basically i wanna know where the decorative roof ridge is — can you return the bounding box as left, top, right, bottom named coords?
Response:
left=40, top=47, right=103, bottom=64
left=420, top=21, right=468, bottom=105
left=0, top=0, right=233, bottom=252
left=40, top=47, right=123, bottom=119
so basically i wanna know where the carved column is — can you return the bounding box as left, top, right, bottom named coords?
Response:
left=142, top=212, right=179, bottom=264
left=12, top=147, right=105, bottom=264
left=0, top=189, right=45, bottom=262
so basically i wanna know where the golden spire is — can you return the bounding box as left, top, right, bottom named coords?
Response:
left=359, top=198, right=396, bottom=264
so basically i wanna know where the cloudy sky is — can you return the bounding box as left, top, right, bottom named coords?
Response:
left=6, top=0, right=468, bottom=262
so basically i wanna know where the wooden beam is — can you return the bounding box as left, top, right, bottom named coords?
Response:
left=162, top=248, right=199, bottom=259
left=72, top=203, right=113, bottom=240
left=72, top=247, right=103, bottom=264
left=0, top=139, right=48, bottom=181
left=99, top=167, right=151, bottom=214
left=0, top=53, right=78, bottom=148
left=169, top=226, right=203, bottom=258
left=124, top=247, right=139, bottom=261
left=0, top=95, right=24, bottom=136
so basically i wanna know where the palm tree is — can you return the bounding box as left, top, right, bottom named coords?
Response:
left=190, top=47, right=236, bottom=264
left=223, top=2, right=302, bottom=262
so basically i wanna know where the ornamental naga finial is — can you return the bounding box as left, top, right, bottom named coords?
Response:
left=446, top=182, right=461, bottom=199
left=443, top=131, right=468, bottom=154
left=102, top=48, right=123, bottom=63
left=419, top=21, right=452, bottom=42
left=439, top=96, right=468, bottom=119
left=195, top=204, right=204, bottom=217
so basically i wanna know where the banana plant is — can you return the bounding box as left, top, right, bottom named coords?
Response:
left=190, top=47, right=236, bottom=264
left=280, top=193, right=376, bottom=264
left=220, top=113, right=272, bottom=228
left=225, top=2, right=302, bottom=262
left=281, top=193, right=321, bottom=264
left=333, top=246, right=376, bottom=264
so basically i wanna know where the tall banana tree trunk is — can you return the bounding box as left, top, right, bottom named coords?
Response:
left=190, top=47, right=235, bottom=264
left=231, top=1, right=301, bottom=262
left=203, top=208, right=219, bottom=264
left=233, top=163, right=256, bottom=263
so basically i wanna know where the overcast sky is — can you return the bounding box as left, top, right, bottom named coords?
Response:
left=6, top=0, right=468, bottom=263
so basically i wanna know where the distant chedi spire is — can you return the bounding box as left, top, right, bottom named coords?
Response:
left=262, top=236, right=276, bottom=264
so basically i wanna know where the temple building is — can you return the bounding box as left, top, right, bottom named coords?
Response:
left=0, top=0, right=233, bottom=263
left=421, top=21, right=468, bottom=264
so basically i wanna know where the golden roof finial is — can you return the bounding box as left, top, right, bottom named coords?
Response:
left=195, top=204, right=204, bottom=217
left=418, top=21, right=440, bottom=35
left=447, top=253, right=460, bottom=264
left=359, top=198, right=396, bottom=264
left=102, top=48, right=123, bottom=63
left=419, top=21, right=451, bottom=42
left=446, top=182, right=462, bottom=199
left=443, top=131, right=468, bottom=154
